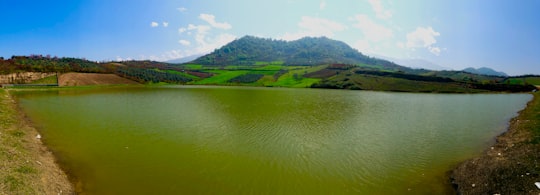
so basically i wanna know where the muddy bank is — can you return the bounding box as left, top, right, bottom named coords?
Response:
left=0, top=89, right=73, bottom=194
left=450, top=92, right=540, bottom=194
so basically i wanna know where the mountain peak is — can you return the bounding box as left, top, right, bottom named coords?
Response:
left=190, top=35, right=407, bottom=71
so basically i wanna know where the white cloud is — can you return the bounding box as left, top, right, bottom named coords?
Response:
left=179, top=40, right=191, bottom=46
left=116, top=56, right=133, bottom=61
left=153, top=13, right=236, bottom=61
left=199, top=14, right=232, bottom=30
left=352, top=14, right=393, bottom=42
left=186, top=24, right=211, bottom=34
left=178, top=27, right=187, bottom=33
left=150, top=21, right=159, bottom=27
left=319, top=1, right=326, bottom=10
left=367, top=0, right=392, bottom=19
left=429, top=47, right=441, bottom=56
left=354, top=40, right=371, bottom=53
left=281, top=16, right=347, bottom=41
left=177, top=7, right=187, bottom=12
left=163, top=22, right=169, bottom=27
left=194, top=33, right=237, bottom=54
left=405, top=26, right=442, bottom=56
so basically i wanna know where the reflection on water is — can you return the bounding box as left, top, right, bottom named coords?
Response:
left=15, top=86, right=531, bottom=194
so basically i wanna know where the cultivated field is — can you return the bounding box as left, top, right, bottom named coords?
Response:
left=59, top=73, right=140, bottom=86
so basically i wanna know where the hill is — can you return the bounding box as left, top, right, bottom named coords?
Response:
left=191, top=36, right=408, bottom=71
left=165, top=54, right=203, bottom=64
left=463, top=67, right=508, bottom=77
left=0, top=44, right=537, bottom=93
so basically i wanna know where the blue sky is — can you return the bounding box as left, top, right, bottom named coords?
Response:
left=1, top=0, right=539, bottom=75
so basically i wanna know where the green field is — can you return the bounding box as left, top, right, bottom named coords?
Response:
left=270, top=65, right=325, bottom=88
left=505, top=77, right=540, bottom=85
left=193, top=70, right=249, bottom=85
left=30, top=75, right=58, bottom=84
left=163, top=70, right=200, bottom=80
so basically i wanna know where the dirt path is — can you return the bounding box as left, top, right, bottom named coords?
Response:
left=450, top=92, right=540, bottom=194
left=0, top=89, right=73, bottom=194
left=59, top=73, right=139, bottom=86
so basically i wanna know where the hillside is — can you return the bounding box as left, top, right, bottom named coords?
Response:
left=0, top=39, right=538, bottom=93
left=463, top=67, right=508, bottom=77
left=191, top=36, right=407, bottom=71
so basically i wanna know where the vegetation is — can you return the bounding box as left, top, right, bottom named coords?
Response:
left=116, top=67, right=192, bottom=83
left=1, top=36, right=538, bottom=92
left=191, top=36, right=407, bottom=71
left=462, top=67, right=508, bottom=77
left=228, top=74, right=264, bottom=83
left=0, top=89, right=73, bottom=194
left=30, top=74, right=58, bottom=84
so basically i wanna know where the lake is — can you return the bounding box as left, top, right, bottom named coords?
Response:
left=14, top=86, right=531, bottom=194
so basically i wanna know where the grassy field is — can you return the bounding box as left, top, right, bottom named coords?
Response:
left=505, top=77, right=540, bottom=85
left=137, top=63, right=540, bottom=92
left=346, top=74, right=486, bottom=93
left=185, top=64, right=325, bottom=87
left=269, top=66, right=326, bottom=88
left=193, top=70, right=250, bottom=85
left=0, top=89, right=73, bottom=194
left=30, top=75, right=58, bottom=84
left=162, top=70, right=200, bottom=80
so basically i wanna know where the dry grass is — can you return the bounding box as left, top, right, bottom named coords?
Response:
left=0, top=89, right=73, bottom=195
left=59, top=73, right=140, bottom=86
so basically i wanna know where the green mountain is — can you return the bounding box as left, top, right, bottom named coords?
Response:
left=191, top=36, right=407, bottom=71
left=463, top=67, right=508, bottom=77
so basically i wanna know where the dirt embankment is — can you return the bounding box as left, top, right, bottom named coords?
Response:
left=0, top=89, right=73, bottom=194
left=59, top=72, right=140, bottom=86
left=451, top=92, right=540, bottom=194
left=0, top=72, right=56, bottom=84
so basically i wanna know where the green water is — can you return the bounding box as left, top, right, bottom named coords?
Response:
left=14, top=86, right=531, bottom=194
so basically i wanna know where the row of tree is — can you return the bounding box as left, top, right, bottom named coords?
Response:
left=0, top=56, right=193, bottom=84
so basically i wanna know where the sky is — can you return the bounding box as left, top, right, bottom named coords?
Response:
left=1, top=0, right=539, bottom=75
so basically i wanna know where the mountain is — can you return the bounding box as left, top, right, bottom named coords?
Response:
left=190, top=36, right=409, bottom=71
left=165, top=54, right=203, bottom=64
left=374, top=55, right=449, bottom=71
left=462, top=67, right=508, bottom=77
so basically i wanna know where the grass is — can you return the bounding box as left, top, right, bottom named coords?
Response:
left=0, top=89, right=73, bottom=194
left=270, top=65, right=325, bottom=88
left=0, top=89, right=34, bottom=194
left=182, top=64, right=203, bottom=69
left=254, top=65, right=284, bottom=71
left=193, top=70, right=249, bottom=85
left=523, top=92, right=540, bottom=143
left=505, top=77, right=540, bottom=85
left=30, top=75, right=58, bottom=84
left=163, top=70, right=200, bottom=80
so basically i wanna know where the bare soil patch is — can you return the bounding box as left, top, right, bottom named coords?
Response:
left=59, top=73, right=139, bottom=86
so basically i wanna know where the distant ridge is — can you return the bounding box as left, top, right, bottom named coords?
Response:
left=462, top=67, right=508, bottom=77
left=190, top=36, right=409, bottom=71
left=166, top=54, right=203, bottom=64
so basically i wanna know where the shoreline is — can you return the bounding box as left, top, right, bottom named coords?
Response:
left=0, top=89, right=73, bottom=194
left=450, top=92, right=540, bottom=194
left=2, top=85, right=537, bottom=194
